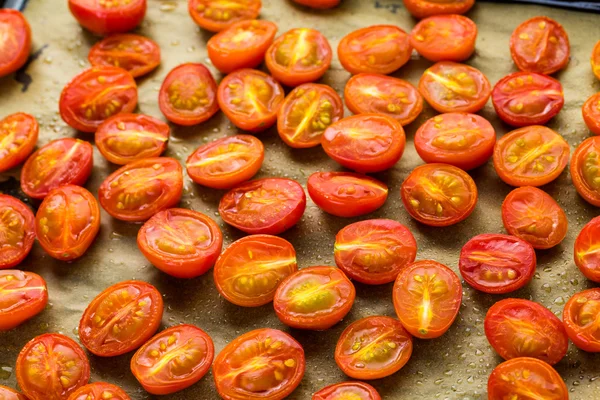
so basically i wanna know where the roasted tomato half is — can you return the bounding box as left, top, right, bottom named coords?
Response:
left=68, top=0, right=146, bottom=35
left=21, top=138, right=93, bottom=200
left=131, top=324, right=214, bottom=395
left=188, top=0, right=261, bottom=32
left=218, top=178, right=306, bottom=235
left=493, top=125, right=570, bottom=187
left=79, top=280, right=163, bottom=357
left=401, top=163, right=478, bottom=227
left=98, top=157, right=183, bottom=222
left=313, top=381, right=381, bottom=400
left=575, top=216, right=600, bottom=282
left=16, top=333, right=90, bottom=400
left=0, top=113, right=38, bottom=173
left=402, top=0, right=475, bottom=19
left=0, top=195, right=35, bottom=269
left=593, top=41, right=600, bottom=81
left=0, top=385, right=28, bottom=400
left=491, top=72, right=564, bottom=127
left=217, top=68, right=285, bottom=132
left=213, top=328, right=305, bottom=399
left=563, top=288, right=600, bottom=352
left=88, top=34, right=160, bottom=78
left=571, top=136, right=600, bottom=206
left=485, top=298, right=568, bottom=365
left=277, top=83, right=343, bottom=148
left=68, top=382, right=130, bottom=400
left=338, top=25, right=412, bottom=75
left=0, top=270, right=47, bottom=331
left=186, top=134, right=264, bottom=189
left=0, top=9, right=31, bottom=78
left=214, top=234, right=297, bottom=307
left=411, top=15, right=477, bottom=62
left=459, top=233, right=536, bottom=294
left=583, top=92, right=600, bottom=135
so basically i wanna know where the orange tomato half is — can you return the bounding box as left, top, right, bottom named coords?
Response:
left=571, top=136, right=600, bottom=207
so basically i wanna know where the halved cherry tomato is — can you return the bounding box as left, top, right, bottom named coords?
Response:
left=36, top=185, right=100, bottom=261
left=322, top=114, right=405, bottom=173
left=338, top=25, right=412, bottom=75
left=137, top=208, right=223, bottom=279
left=583, top=93, right=600, bottom=135
left=335, top=316, right=413, bottom=380
left=571, top=136, right=600, bottom=206
left=79, top=280, right=163, bottom=357
left=0, top=113, right=37, bottom=173
left=273, top=266, right=355, bottom=330
left=459, top=233, right=536, bottom=294
left=68, top=0, right=146, bottom=35
left=186, top=134, right=264, bottom=189
left=418, top=61, right=491, bottom=113
left=88, top=34, right=160, bottom=78
left=393, top=260, right=461, bottom=339
left=158, top=63, right=219, bottom=126
left=502, top=186, right=567, bottom=249
left=344, top=74, right=423, bottom=126
left=493, top=125, right=570, bottom=187
left=401, top=163, right=478, bottom=227
left=313, top=381, right=381, bottom=400
left=411, top=15, right=477, bottom=62
left=0, top=195, right=34, bottom=269
left=415, top=113, right=495, bottom=170
left=218, top=178, right=306, bottom=235
left=213, top=328, right=305, bottom=399
left=592, top=41, right=600, bottom=80
left=277, top=83, right=343, bottom=148
left=68, top=383, right=130, bottom=400
left=131, top=324, right=214, bottom=395
left=510, top=16, right=569, bottom=75
left=207, top=19, right=277, bottom=74
left=307, top=172, right=388, bottom=218
left=188, top=0, right=261, bottom=32
left=21, top=138, right=93, bottom=200
left=491, top=72, right=564, bottom=127
left=402, top=0, right=475, bottom=19
left=563, top=288, right=600, bottom=352
left=217, top=68, right=284, bottom=132
left=98, top=157, right=183, bottom=222
left=488, top=358, right=568, bottom=400
left=485, top=298, right=568, bottom=365
left=293, top=0, right=340, bottom=8
left=16, top=333, right=90, bottom=400
left=575, top=216, right=600, bottom=282
left=214, top=235, right=297, bottom=307
left=0, top=10, right=31, bottom=78
left=0, top=385, right=27, bottom=400
left=0, top=270, right=47, bottom=331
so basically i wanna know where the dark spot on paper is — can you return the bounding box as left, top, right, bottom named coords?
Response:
left=15, top=44, right=48, bottom=93
left=0, top=176, right=36, bottom=210
left=374, top=1, right=403, bottom=14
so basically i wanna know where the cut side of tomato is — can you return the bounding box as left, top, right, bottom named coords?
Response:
left=0, top=9, right=31, bottom=78
left=563, top=288, right=600, bottom=352
left=88, top=34, right=160, bottom=78
left=313, top=381, right=381, bottom=400
left=0, top=113, right=38, bottom=173
left=188, top=0, right=261, bottom=32
left=583, top=92, right=600, bottom=135
left=571, top=136, right=600, bottom=206
left=68, top=0, right=146, bottom=35
left=411, top=14, right=477, bottom=62
left=593, top=40, right=600, bottom=81
left=575, top=216, right=600, bottom=282
left=0, top=195, right=35, bottom=269
left=402, top=0, right=475, bottom=19
left=0, top=270, right=47, bottom=331
left=0, top=385, right=28, bottom=400
left=68, top=382, right=131, bottom=400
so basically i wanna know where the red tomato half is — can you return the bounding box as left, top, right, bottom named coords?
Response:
left=98, top=157, right=183, bottom=222
left=213, top=328, right=305, bottom=400
left=563, top=288, right=600, bottom=352
left=459, top=233, right=536, bottom=294
left=583, top=92, right=600, bottom=135
left=0, top=270, right=47, bottom=331
left=313, top=381, right=381, bottom=400
left=68, top=382, right=130, bottom=400
left=593, top=41, right=600, bottom=80
left=402, top=0, right=475, bottom=19
left=485, top=298, right=568, bottom=365
left=79, top=280, right=163, bottom=357
left=411, top=15, right=477, bottom=62
left=88, top=34, right=160, bottom=78
left=571, top=136, right=600, bottom=206
left=21, top=138, right=93, bottom=200
left=219, top=178, right=306, bottom=235
left=307, top=172, right=388, bottom=218
left=491, top=72, right=564, bottom=127
left=0, top=385, right=27, bottom=400
left=16, top=333, right=90, bottom=400
left=0, top=195, right=34, bottom=269
left=158, top=63, right=219, bottom=126
left=68, top=0, right=146, bottom=35
left=575, top=216, right=600, bottom=282
left=0, top=113, right=38, bottom=173
left=131, top=325, right=214, bottom=395
left=188, top=0, right=261, bottom=32
left=0, top=10, right=31, bottom=78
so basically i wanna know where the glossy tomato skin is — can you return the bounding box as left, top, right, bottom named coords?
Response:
left=186, top=134, right=264, bottom=189
left=583, top=93, right=600, bottom=135
left=16, top=333, right=91, bottom=400
left=273, top=266, right=355, bottom=330
left=218, top=178, right=306, bottom=235
left=21, top=138, right=93, bottom=200
left=571, top=136, right=600, bottom=206
left=493, top=125, right=570, bottom=187
left=402, top=0, right=475, bottom=19
left=88, top=34, right=160, bottom=78
left=0, top=113, right=38, bottom=173
left=131, top=324, right=214, bottom=395
left=188, top=0, right=261, bottom=32
left=502, top=186, right=567, bottom=249
left=0, top=195, right=35, bottom=269
left=510, top=16, right=569, bottom=75
left=492, top=72, right=564, bottom=127
left=79, top=280, right=163, bottom=357
left=338, top=25, right=412, bottom=75
left=137, top=208, right=223, bottom=279
left=485, top=298, right=568, bottom=365
left=575, top=216, right=600, bottom=282
left=213, top=328, right=305, bottom=400
left=459, top=234, right=536, bottom=294
left=313, top=381, right=381, bottom=400
left=563, top=288, right=600, bottom=352
left=207, top=19, right=277, bottom=74
left=0, top=10, right=31, bottom=78
left=69, top=0, right=146, bottom=35
left=214, top=234, right=297, bottom=307
left=67, top=382, right=130, bottom=400
left=307, top=172, right=388, bottom=218
left=0, top=270, right=47, bottom=331
left=98, top=157, right=183, bottom=222
left=401, top=163, right=478, bottom=227
left=593, top=41, right=600, bottom=80
left=0, top=385, right=28, bottom=400
left=411, top=15, right=477, bottom=62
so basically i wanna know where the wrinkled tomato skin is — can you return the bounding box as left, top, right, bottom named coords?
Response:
left=410, top=15, right=477, bottom=62
left=459, top=233, right=536, bottom=294
left=79, top=280, right=163, bottom=357
left=575, top=216, right=600, bottom=282
left=21, top=138, right=93, bottom=200
left=0, top=10, right=31, bottom=78
left=307, top=172, right=388, bottom=218
left=0, top=270, right=48, bottom=331
left=313, top=381, right=381, bottom=400
left=67, top=382, right=131, bottom=400
left=0, top=113, right=38, bottom=173
left=563, top=289, right=600, bottom=352
left=0, top=195, right=35, bottom=269
left=485, top=298, right=568, bottom=365
left=402, top=0, right=475, bottom=19
left=188, top=0, right=262, bottom=32
left=0, top=385, right=28, bottom=400
left=571, top=136, right=600, bottom=207
left=131, top=324, right=214, bottom=395
left=592, top=41, right=600, bottom=81
left=88, top=34, right=160, bottom=78
left=583, top=93, right=600, bottom=135
left=68, top=0, right=146, bottom=35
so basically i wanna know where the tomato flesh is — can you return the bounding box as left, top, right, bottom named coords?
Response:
left=0, top=385, right=28, bottom=400
left=593, top=40, right=600, bottom=81
left=563, top=288, right=600, bottom=352
left=0, top=10, right=31, bottom=78
left=68, top=382, right=130, bottom=400
left=68, top=0, right=146, bottom=35
left=188, top=0, right=261, bottom=32
left=0, top=270, right=47, bottom=331
left=88, top=34, right=160, bottom=78
left=402, top=0, right=475, bottom=19
left=313, top=381, right=381, bottom=400
left=0, top=113, right=38, bottom=173
left=571, top=136, right=600, bottom=206
left=0, top=194, right=35, bottom=269
left=411, top=15, right=477, bottom=62
left=575, top=216, right=600, bottom=282
left=583, top=92, right=600, bottom=135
